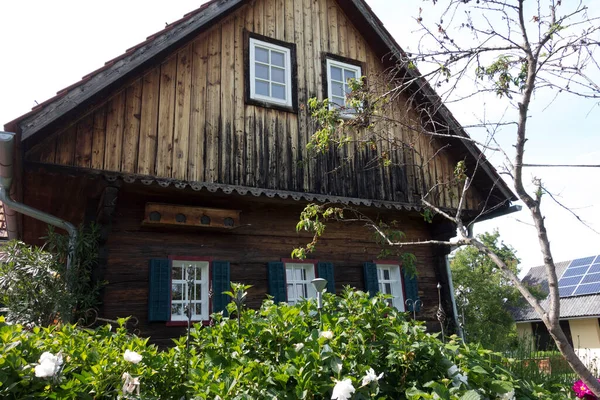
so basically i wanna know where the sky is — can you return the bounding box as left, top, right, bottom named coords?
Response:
left=0, top=0, right=598, bottom=275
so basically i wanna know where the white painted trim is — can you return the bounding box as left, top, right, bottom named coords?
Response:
left=170, top=260, right=210, bottom=322
left=285, top=262, right=317, bottom=304
left=326, top=58, right=362, bottom=116
left=376, top=263, right=405, bottom=311
left=249, top=38, right=293, bottom=107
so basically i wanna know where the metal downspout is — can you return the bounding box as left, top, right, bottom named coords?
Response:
left=0, top=131, right=77, bottom=276
left=445, top=253, right=464, bottom=341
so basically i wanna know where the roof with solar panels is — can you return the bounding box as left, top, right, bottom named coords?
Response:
left=512, top=255, right=600, bottom=322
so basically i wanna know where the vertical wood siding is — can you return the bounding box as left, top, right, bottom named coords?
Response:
left=25, top=0, right=483, bottom=210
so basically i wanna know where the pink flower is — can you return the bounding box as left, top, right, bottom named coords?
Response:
left=572, top=379, right=599, bottom=399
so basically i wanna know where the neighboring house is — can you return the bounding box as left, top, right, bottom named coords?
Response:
left=3, top=0, right=515, bottom=345
left=514, top=256, right=600, bottom=372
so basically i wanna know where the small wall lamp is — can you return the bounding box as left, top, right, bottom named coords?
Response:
left=311, top=278, right=328, bottom=309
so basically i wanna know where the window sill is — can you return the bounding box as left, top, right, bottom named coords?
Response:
left=166, top=320, right=210, bottom=327
left=246, top=97, right=297, bottom=113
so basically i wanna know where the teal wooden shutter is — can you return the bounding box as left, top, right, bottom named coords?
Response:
left=212, top=261, right=231, bottom=315
left=317, top=262, right=336, bottom=294
left=148, top=258, right=170, bottom=322
left=403, top=268, right=420, bottom=312
left=268, top=262, right=287, bottom=303
left=363, top=262, right=379, bottom=297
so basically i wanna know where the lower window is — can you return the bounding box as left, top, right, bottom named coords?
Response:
left=170, top=260, right=210, bottom=322
left=285, top=262, right=316, bottom=305
left=376, top=264, right=405, bottom=311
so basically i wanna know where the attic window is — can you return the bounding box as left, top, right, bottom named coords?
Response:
left=246, top=33, right=296, bottom=111
left=324, top=55, right=363, bottom=116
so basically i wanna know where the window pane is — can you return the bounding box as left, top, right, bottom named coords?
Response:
left=344, top=84, right=351, bottom=95
left=330, top=66, right=342, bottom=81
left=171, top=303, right=182, bottom=316
left=271, top=67, right=285, bottom=83
left=195, top=303, right=203, bottom=315
left=271, top=51, right=285, bottom=67
left=195, top=284, right=202, bottom=300
left=286, top=268, right=293, bottom=281
left=255, top=80, right=269, bottom=96
left=272, top=84, right=286, bottom=100
left=195, top=266, right=202, bottom=280
left=172, top=284, right=183, bottom=300
left=295, top=268, right=303, bottom=280
left=255, top=47, right=269, bottom=63
left=383, top=269, right=390, bottom=280
left=385, top=283, right=392, bottom=294
left=287, top=284, right=294, bottom=299
left=331, top=82, right=344, bottom=97
left=344, top=69, right=356, bottom=81
left=256, top=63, right=269, bottom=80
left=298, top=283, right=307, bottom=298
left=172, top=265, right=182, bottom=279
left=331, top=96, right=344, bottom=107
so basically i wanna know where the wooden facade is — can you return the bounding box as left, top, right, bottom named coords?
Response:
left=6, top=0, right=515, bottom=344
left=24, top=0, right=483, bottom=211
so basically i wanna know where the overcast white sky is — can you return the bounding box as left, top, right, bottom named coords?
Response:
left=0, top=0, right=598, bottom=274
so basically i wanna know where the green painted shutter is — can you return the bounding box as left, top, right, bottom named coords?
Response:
left=268, top=262, right=287, bottom=303
left=363, top=262, right=379, bottom=297
left=148, top=258, right=171, bottom=322
left=403, top=268, right=420, bottom=312
left=317, top=262, right=336, bottom=294
left=212, top=261, right=231, bottom=315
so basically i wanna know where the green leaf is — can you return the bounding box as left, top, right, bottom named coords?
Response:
left=459, top=390, right=481, bottom=400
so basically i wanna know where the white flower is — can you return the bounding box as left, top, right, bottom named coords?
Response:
left=122, top=372, right=140, bottom=395
left=294, top=343, right=305, bottom=352
left=123, top=349, right=143, bottom=364
left=332, top=378, right=355, bottom=400
left=319, top=330, right=334, bottom=340
left=34, top=351, right=63, bottom=378
left=498, top=389, right=515, bottom=400
left=361, top=367, right=384, bottom=386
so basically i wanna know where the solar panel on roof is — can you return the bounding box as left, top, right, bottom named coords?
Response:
left=557, top=254, right=600, bottom=298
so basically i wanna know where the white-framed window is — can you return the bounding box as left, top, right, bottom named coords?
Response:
left=170, top=260, right=210, bottom=321
left=249, top=38, right=293, bottom=107
left=326, top=58, right=362, bottom=114
left=376, top=264, right=405, bottom=311
left=285, top=262, right=317, bottom=305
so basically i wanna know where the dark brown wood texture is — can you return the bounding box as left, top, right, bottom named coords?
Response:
left=101, top=183, right=446, bottom=345
left=25, top=0, right=483, bottom=211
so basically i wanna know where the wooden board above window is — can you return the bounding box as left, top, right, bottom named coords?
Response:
left=143, top=203, right=241, bottom=229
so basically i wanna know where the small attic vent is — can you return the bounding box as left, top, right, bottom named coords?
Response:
left=143, top=203, right=241, bottom=229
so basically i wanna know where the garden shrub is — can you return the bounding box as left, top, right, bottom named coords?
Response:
left=0, top=288, right=575, bottom=399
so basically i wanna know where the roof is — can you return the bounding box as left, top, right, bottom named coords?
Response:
left=513, top=259, right=600, bottom=322
left=4, top=0, right=516, bottom=207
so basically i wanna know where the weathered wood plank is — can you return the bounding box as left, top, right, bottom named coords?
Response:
left=56, top=125, right=77, bottom=166
left=205, top=28, right=222, bottom=182
left=137, top=68, right=160, bottom=176
left=294, top=0, right=309, bottom=192
left=74, top=114, right=94, bottom=168
left=254, top=0, right=265, bottom=36
left=121, top=78, right=143, bottom=174
left=327, top=0, right=339, bottom=54
left=233, top=15, right=245, bottom=185
left=104, top=91, right=126, bottom=171
left=337, top=7, right=348, bottom=57
left=265, top=0, right=276, bottom=38
left=173, top=45, right=193, bottom=181
left=221, top=18, right=236, bottom=184
left=38, top=136, right=57, bottom=164
left=188, top=39, right=208, bottom=182
left=275, top=0, right=285, bottom=41
left=91, top=105, right=107, bottom=170
left=156, top=56, right=177, bottom=178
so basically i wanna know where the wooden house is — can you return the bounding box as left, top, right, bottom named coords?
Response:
left=3, top=0, right=515, bottom=344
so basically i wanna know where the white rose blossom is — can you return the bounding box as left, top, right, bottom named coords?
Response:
left=319, top=330, right=334, bottom=340
left=361, top=367, right=384, bottom=386
left=123, top=349, right=143, bottom=364
left=294, top=343, right=305, bottom=351
left=34, top=351, right=63, bottom=378
left=332, top=378, right=355, bottom=400
left=498, top=389, right=515, bottom=400
left=122, top=372, right=141, bottom=395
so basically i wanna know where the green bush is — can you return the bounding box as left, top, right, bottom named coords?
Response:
left=0, top=289, right=575, bottom=399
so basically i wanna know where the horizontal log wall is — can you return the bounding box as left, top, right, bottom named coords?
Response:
left=103, top=183, right=447, bottom=345
left=25, top=0, right=483, bottom=210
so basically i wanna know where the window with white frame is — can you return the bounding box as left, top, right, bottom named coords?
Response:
left=376, top=264, right=405, bottom=311
left=326, top=58, right=362, bottom=114
left=249, top=38, right=293, bottom=107
left=170, top=260, right=210, bottom=321
left=285, top=262, right=316, bottom=305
